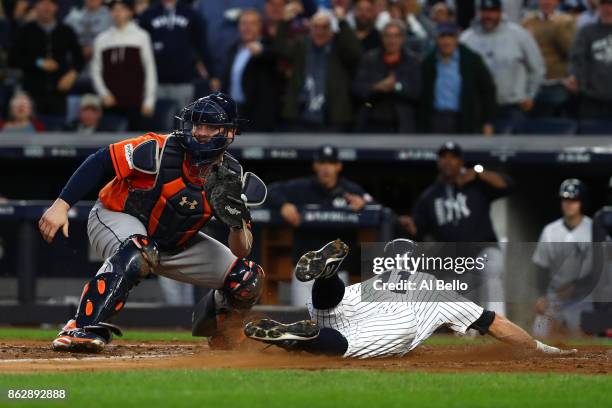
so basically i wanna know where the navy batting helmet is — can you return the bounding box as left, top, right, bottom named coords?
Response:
left=559, top=178, right=587, bottom=201
left=174, top=92, right=243, bottom=165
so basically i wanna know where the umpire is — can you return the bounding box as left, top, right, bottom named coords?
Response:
left=267, top=145, right=374, bottom=306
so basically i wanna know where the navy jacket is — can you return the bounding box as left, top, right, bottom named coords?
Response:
left=139, top=3, right=210, bottom=84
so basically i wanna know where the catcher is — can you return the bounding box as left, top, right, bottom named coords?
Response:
left=245, top=239, right=577, bottom=358
left=39, top=92, right=265, bottom=352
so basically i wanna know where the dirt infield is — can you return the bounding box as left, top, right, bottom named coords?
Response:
left=1, top=339, right=610, bottom=375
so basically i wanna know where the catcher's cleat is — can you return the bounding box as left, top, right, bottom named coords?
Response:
left=244, top=319, right=320, bottom=351
left=52, top=320, right=122, bottom=353
left=295, top=239, right=349, bottom=282
left=206, top=291, right=248, bottom=350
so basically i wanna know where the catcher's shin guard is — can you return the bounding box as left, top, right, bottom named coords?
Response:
left=192, top=259, right=264, bottom=349
left=75, top=235, right=159, bottom=328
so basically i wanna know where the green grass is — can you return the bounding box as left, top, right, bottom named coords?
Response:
left=1, top=328, right=611, bottom=407
left=0, top=327, right=196, bottom=342
left=1, top=369, right=611, bottom=408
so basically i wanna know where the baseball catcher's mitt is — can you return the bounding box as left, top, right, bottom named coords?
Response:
left=204, top=160, right=251, bottom=229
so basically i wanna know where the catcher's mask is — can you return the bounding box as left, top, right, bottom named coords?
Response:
left=175, top=92, right=245, bottom=165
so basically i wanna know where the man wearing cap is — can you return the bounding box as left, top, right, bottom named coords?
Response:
left=63, top=94, right=112, bottom=133
left=420, top=22, right=496, bottom=134
left=460, top=0, right=545, bottom=133
left=91, top=0, right=157, bottom=130
left=400, top=141, right=512, bottom=315
left=570, top=0, right=612, bottom=120
left=352, top=19, right=421, bottom=133
left=9, top=0, right=84, bottom=116
left=267, top=145, right=374, bottom=305
left=532, top=179, right=593, bottom=337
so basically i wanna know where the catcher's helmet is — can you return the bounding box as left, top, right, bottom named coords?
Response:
left=174, top=92, right=243, bottom=165
left=559, top=178, right=586, bottom=201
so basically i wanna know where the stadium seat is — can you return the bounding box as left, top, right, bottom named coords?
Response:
left=140, top=98, right=179, bottom=132
left=37, top=114, right=67, bottom=131
left=578, top=120, right=612, bottom=135
left=515, top=117, right=577, bottom=135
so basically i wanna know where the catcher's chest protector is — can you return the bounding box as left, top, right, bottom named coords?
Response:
left=123, top=136, right=213, bottom=250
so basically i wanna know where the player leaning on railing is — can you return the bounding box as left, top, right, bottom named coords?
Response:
left=38, top=92, right=266, bottom=352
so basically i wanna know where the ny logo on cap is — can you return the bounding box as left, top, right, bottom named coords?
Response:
left=179, top=196, right=198, bottom=210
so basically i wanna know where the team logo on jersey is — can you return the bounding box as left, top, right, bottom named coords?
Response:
left=225, top=205, right=241, bottom=215
left=179, top=196, right=198, bottom=210
left=124, top=144, right=134, bottom=169
left=434, top=193, right=471, bottom=226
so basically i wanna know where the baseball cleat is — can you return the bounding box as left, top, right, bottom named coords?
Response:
left=294, top=239, right=349, bottom=282
left=52, top=320, right=121, bottom=353
left=244, top=319, right=320, bottom=350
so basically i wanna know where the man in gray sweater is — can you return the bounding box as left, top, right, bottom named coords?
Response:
left=570, top=0, right=612, bottom=119
left=460, top=0, right=545, bottom=133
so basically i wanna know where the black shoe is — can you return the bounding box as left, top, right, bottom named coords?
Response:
left=244, top=319, right=320, bottom=351
left=294, top=239, right=349, bottom=282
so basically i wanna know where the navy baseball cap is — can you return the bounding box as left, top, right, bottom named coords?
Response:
left=437, top=141, right=463, bottom=158
left=480, top=0, right=502, bottom=10
left=437, top=22, right=460, bottom=36
left=314, top=145, right=340, bottom=162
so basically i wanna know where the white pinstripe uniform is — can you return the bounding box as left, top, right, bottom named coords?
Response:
left=307, top=271, right=484, bottom=358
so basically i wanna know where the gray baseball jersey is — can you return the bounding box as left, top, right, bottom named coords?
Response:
left=532, top=216, right=593, bottom=292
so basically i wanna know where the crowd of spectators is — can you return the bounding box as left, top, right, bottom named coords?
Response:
left=1, top=0, right=612, bottom=134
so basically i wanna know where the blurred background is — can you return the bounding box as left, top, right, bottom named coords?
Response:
left=0, top=0, right=611, bottom=338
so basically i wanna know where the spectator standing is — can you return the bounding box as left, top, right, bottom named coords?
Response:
left=429, top=1, right=454, bottom=25
left=9, top=0, right=83, bottom=116
left=275, top=8, right=362, bottom=132
left=532, top=179, right=593, bottom=337
left=577, top=0, right=600, bottom=28
left=221, top=9, right=280, bottom=131
left=62, top=93, right=112, bottom=132
left=399, top=0, right=437, bottom=56
left=64, top=0, right=112, bottom=91
left=91, top=0, right=156, bottom=130
left=139, top=0, right=210, bottom=110
left=570, top=0, right=612, bottom=119
left=352, top=0, right=382, bottom=52
left=522, top=0, right=576, bottom=116
left=267, top=145, right=374, bottom=306
left=0, top=92, right=45, bottom=132
left=400, top=142, right=513, bottom=315
left=352, top=20, right=421, bottom=133
left=461, top=0, right=545, bottom=133
left=195, top=0, right=266, bottom=80
left=420, top=23, right=496, bottom=134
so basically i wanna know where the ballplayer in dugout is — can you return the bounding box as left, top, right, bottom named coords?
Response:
left=38, top=93, right=266, bottom=352
left=245, top=239, right=576, bottom=358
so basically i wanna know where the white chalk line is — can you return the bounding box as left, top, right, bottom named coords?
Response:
left=0, top=352, right=192, bottom=364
